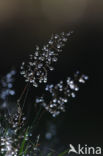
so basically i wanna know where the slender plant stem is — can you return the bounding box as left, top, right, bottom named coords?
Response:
left=22, top=85, right=30, bottom=110
left=18, top=83, right=28, bottom=103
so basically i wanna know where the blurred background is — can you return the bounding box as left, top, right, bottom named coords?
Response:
left=0, top=0, right=103, bottom=154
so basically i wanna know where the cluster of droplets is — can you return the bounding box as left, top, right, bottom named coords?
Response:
left=35, top=71, right=88, bottom=117
left=0, top=104, right=40, bottom=156
left=5, top=103, right=26, bottom=132
left=20, top=31, right=74, bottom=87
left=0, top=70, right=16, bottom=109
left=0, top=131, right=40, bottom=156
left=0, top=104, right=25, bottom=155
left=0, top=135, right=18, bottom=156
left=0, top=70, right=16, bottom=100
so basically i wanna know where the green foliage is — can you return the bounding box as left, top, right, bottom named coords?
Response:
left=47, top=153, right=54, bottom=156
left=58, top=149, right=69, bottom=156
left=19, top=128, right=29, bottom=155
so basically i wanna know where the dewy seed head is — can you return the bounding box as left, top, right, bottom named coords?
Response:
left=35, top=71, right=88, bottom=117
left=20, top=31, right=74, bottom=87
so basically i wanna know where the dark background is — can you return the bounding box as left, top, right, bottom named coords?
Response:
left=0, top=0, right=103, bottom=153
